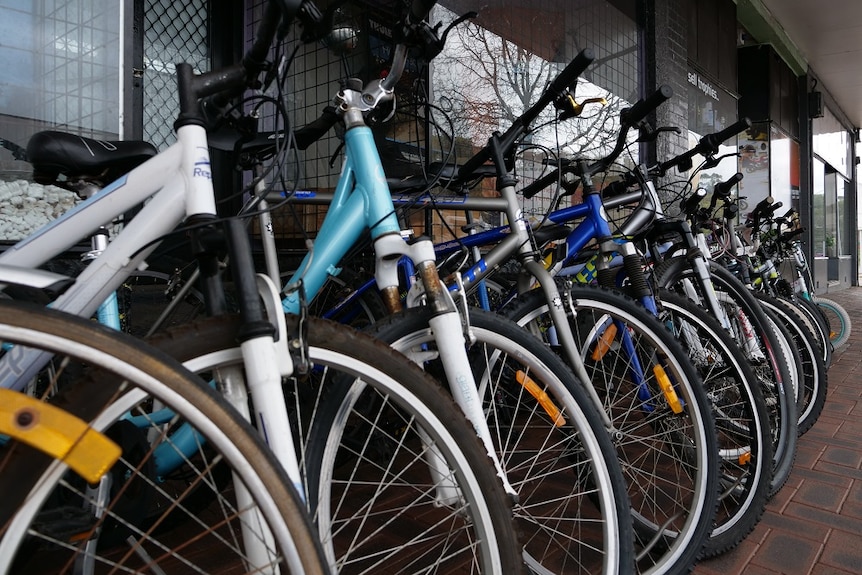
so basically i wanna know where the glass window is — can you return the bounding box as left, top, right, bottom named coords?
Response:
left=431, top=0, right=640, bottom=220
left=812, top=158, right=825, bottom=257
left=0, top=0, right=121, bottom=138
left=824, top=167, right=838, bottom=257
left=768, top=125, right=799, bottom=213
left=736, top=122, right=771, bottom=219
left=839, top=177, right=850, bottom=257
left=813, top=107, right=852, bottom=179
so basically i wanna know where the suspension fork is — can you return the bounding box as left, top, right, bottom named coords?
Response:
left=373, top=233, right=518, bottom=499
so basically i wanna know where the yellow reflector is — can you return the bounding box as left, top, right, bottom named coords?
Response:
left=591, top=323, right=618, bottom=361
left=653, top=365, right=683, bottom=414
left=515, top=370, right=566, bottom=427
left=738, top=450, right=752, bottom=466
left=0, top=389, right=122, bottom=483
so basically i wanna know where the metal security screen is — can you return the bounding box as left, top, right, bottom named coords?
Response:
left=143, top=0, right=209, bottom=150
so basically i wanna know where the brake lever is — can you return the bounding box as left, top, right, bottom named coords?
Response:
left=702, top=151, right=741, bottom=170
left=638, top=125, right=681, bottom=143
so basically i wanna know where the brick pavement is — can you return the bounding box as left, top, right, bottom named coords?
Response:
left=694, top=287, right=862, bottom=575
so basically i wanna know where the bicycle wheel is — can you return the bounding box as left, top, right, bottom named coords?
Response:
left=0, top=301, right=326, bottom=575
left=654, top=257, right=798, bottom=496
left=754, top=293, right=827, bottom=435
left=657, top=290, right=772, bottom=557
left=145, top=314, right=523, bottom=574
left=792, top=296, right=833, bottom=368
left=368, top=306, right=635, bottom=575
left=506, top=285, right=719, bottom=575
left=815, top=296, right=852, bottom=350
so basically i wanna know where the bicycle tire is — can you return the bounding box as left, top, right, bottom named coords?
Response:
left=144, top=313, right=523, bottom=575
left=506, top=285, right=719, bottom=575
left=0, top=301, right=327, bottom=575
left=791, top=295, right=833, bottom=368
left=367, top=306, right=635, bottom=575
left=653, top=257, right=798, bottom=496
left=815, top=296, right=852, bottom=350
left=656, top=290, right=772, bottom=557
left=754, top=293, right=828, bottom=435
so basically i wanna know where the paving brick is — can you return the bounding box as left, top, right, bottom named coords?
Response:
left=811, top=564, right=859, bottom=575
left=821, top=398, right=855, bottom=416
left=794, top=443, right=825, bottom=470
left=846, top=479, right=862, bottom=503
left=794, top=480, right=849, bottom=512
left=820, top=529, right=862, bottom=572
left=785, top=502, right=862, bottom=536
left=794, top=467, right=853, bottom=489
left=758, top=512, right=830, bottom=543
left=814, top=461, right=862, bottom=482
left=749, top=531, right=822, bottom=574
left=820, top=446, right=862, bottom=469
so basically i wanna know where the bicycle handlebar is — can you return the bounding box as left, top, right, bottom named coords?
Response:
left=621, top=85, right=673, bottom=127
left=521, top=85, right=673, bottom=199
left=658, top=118, right=750, bottom=175
left=457, top=49, right=595, bottom=181
left=294, top=106, right=340, bottom=150
left=709, top=172, right=743, bottom=209
left=680, top=187, right=707, bottom=217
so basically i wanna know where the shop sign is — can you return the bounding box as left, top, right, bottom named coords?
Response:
left=688, top=70, right=719, bottom=101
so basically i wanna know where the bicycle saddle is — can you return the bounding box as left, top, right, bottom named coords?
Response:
left=26, top=131, right=157, bottom=186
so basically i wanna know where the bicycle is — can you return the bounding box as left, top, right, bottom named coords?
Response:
left=0, top=276, right=328, bottom=574
left=0, top=1, right=525, bottom=572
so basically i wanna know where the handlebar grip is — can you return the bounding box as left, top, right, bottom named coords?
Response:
left=701, top=118, right=751, bottom=152
left=522, top=168, right=561, bottom=199
left=714, top=172, right=743, bottom=198
left=749, top=196, right=774, bottom=220
left=783, top=207, right=797, bottom=220
left=547, top=49, right=595, bottom=99
left=409, top=0, right=437, bottom=23
left=768, top=200, right=783, bottom=215
left=681, top=187, right=707, bottom=215
left=294, top=106, right=340, bottom=150
left=622, top=85, right=673, bottom=126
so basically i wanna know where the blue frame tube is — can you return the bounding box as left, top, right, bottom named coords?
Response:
left=282, top=127, right=402, bottom=314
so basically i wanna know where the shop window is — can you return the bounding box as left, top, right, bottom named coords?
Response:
left=0, top=0, right=121, bottom=169
left=768, top=125, right=799, bottom=214
left=812, top=159, right=826, bottom=257
left=813, top=107, right=852, bottom=179
left=254, top=0, right=640, bottom=242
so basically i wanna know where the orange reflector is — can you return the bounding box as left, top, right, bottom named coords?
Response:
left=0, top=389, right=122, bottom=483
left=591, top=323, right=618, bottom=361
left=738, top=450, right=752, bottom=466
left=653, top=365, right=683, bottom=414
left=516, top=370, right=566, bottom=427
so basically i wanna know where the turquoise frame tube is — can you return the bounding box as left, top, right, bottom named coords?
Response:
left=282, top=126, right=401, bottom=314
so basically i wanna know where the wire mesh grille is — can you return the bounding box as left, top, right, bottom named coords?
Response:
left=241, top=0, right=639, bottom=249
left=143, top=0, right=209, bottom=150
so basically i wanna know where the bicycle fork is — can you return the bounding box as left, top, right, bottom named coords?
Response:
left=373, top=232, right=518, bottom=502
